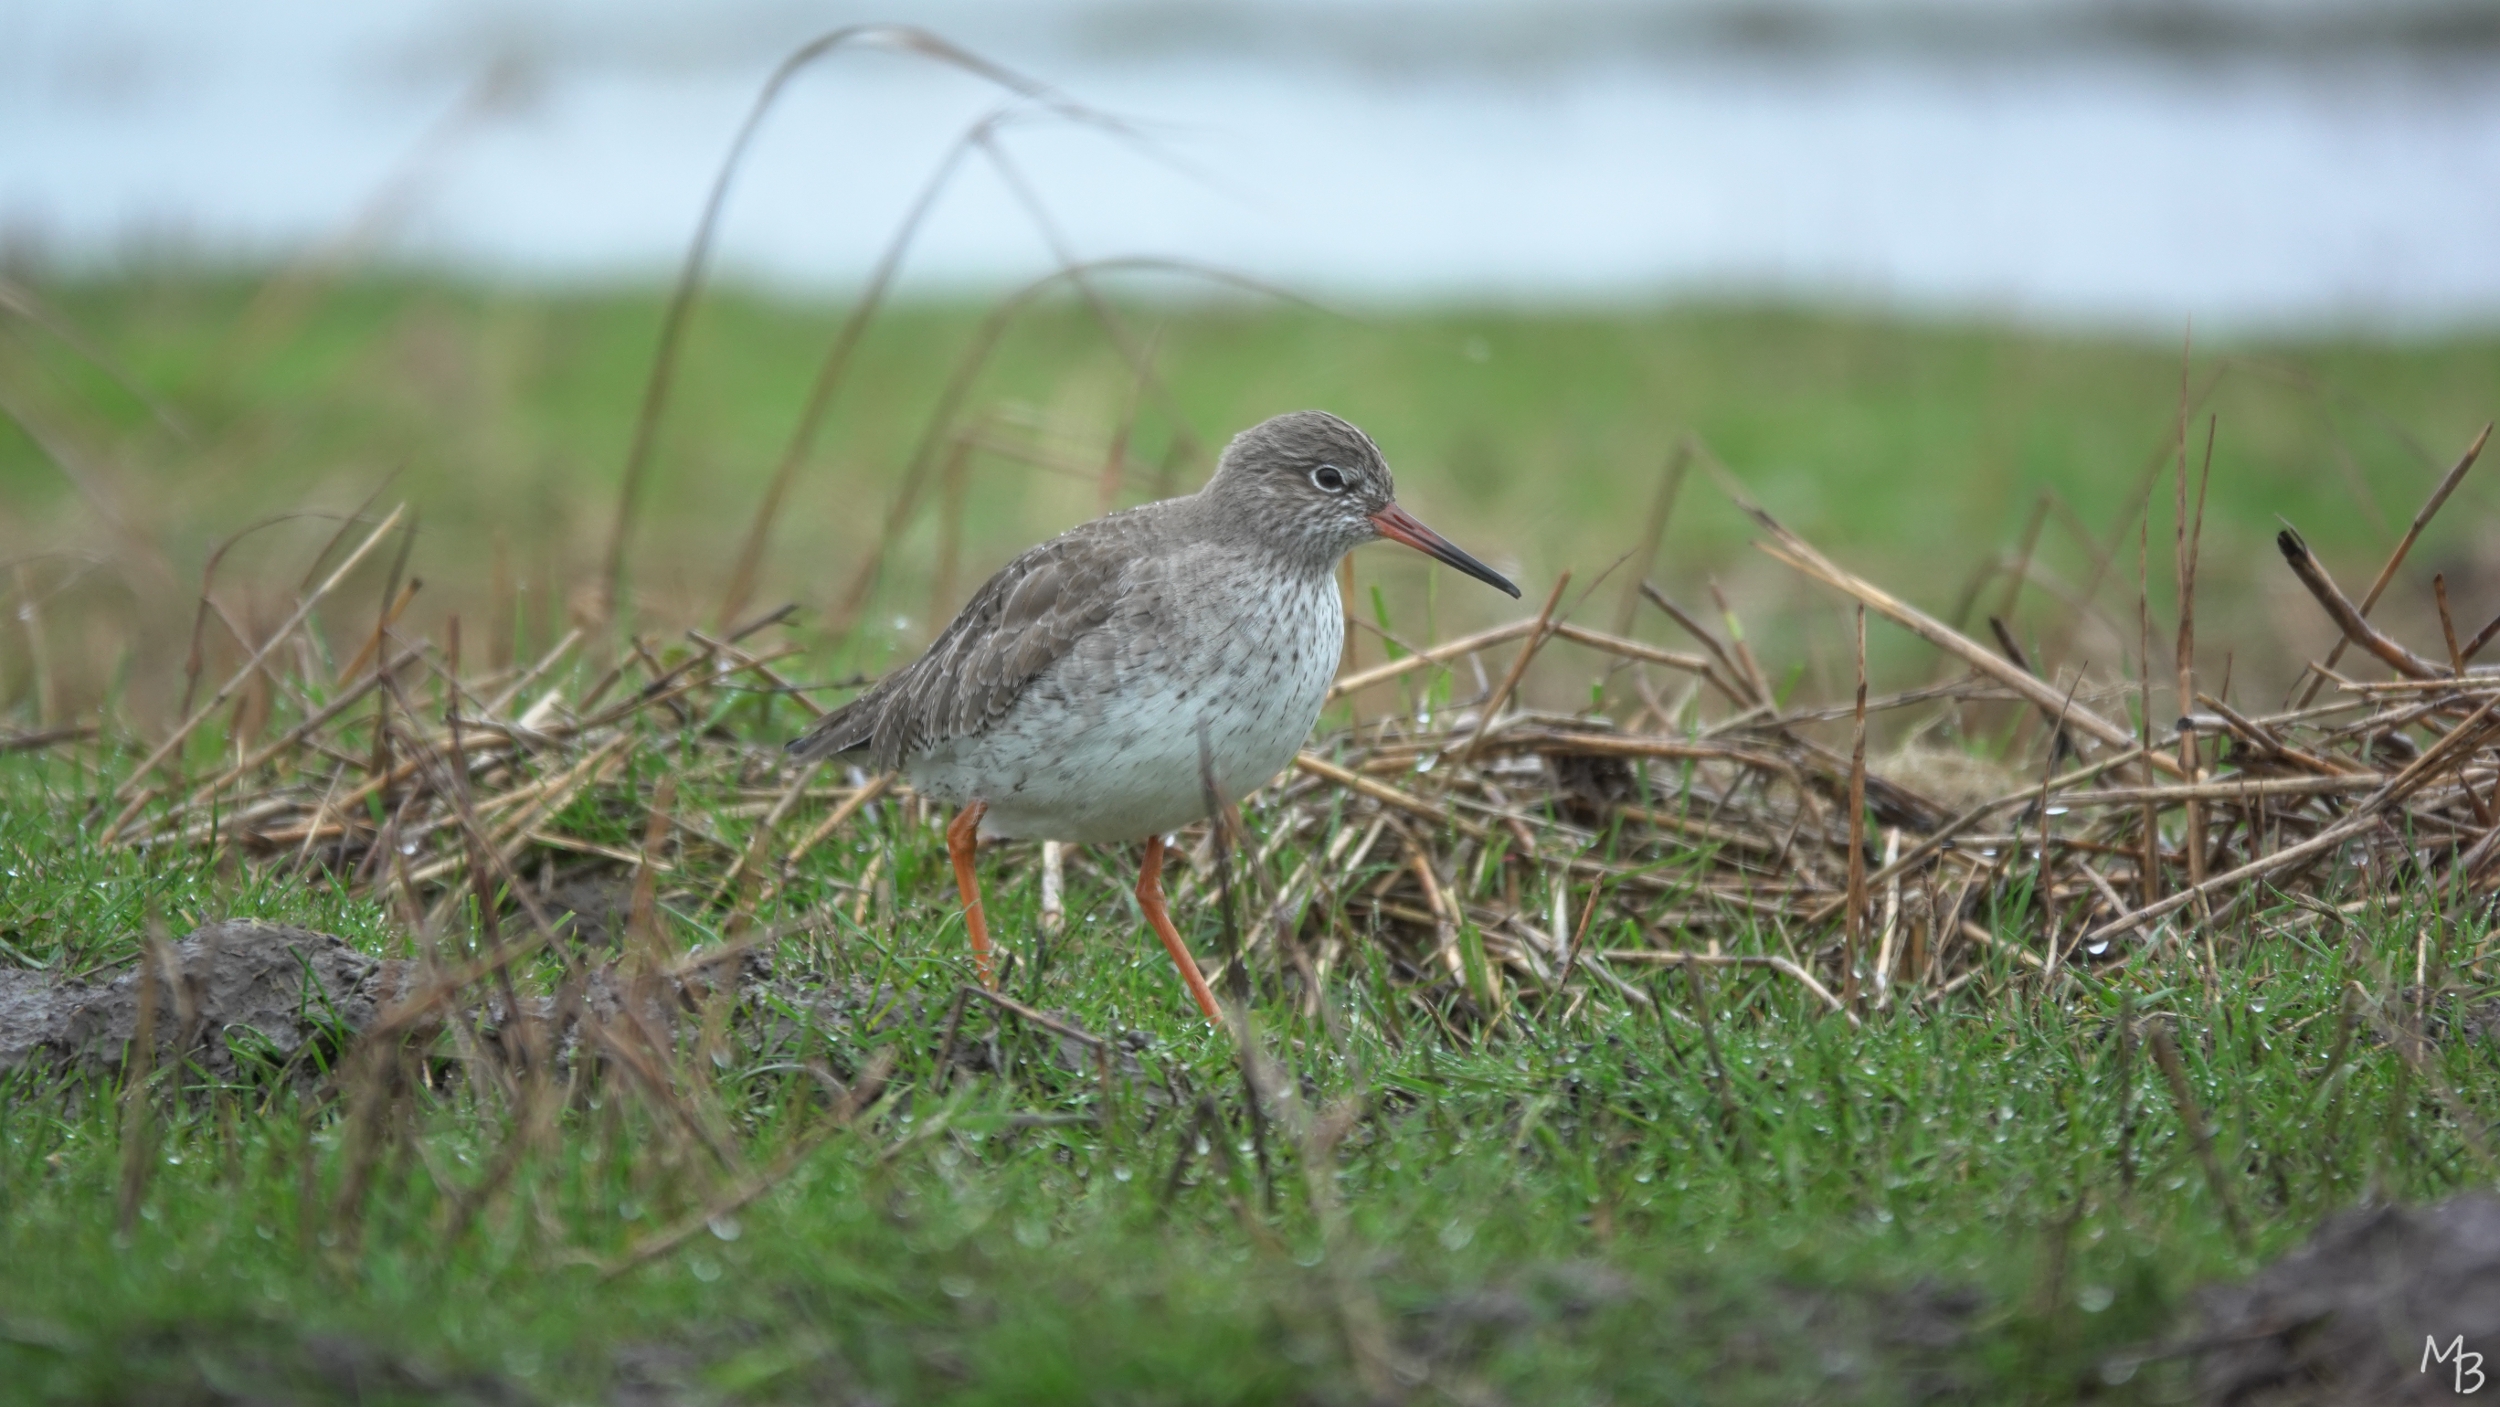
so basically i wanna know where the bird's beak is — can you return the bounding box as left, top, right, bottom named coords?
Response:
left=1370, top=503, right=1521, bottom=598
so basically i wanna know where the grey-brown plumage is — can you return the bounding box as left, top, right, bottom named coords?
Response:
left=784, top=409, right=1516, bottom=1017
left=788, top=516, right=1133, bottom=773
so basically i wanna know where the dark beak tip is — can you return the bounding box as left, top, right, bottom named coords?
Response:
left=1373, top=504, right=1518, bottom=598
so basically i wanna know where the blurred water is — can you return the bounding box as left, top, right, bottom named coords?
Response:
left=5, top=0, right=2500, bottom=331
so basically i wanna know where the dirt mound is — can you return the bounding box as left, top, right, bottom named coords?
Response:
left=2194, top=1194, right=2500, bottom=1404
left=0, top=916, right=1134, bottom=1102
left=0, top=919, right=398, bottom=1080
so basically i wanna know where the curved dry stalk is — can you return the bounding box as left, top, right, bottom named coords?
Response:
left=2275, top=527, right=2444, bottom=681
left=1739, top=493, right=2179, bottom=776
left=603, top=25, right=1105, bottom=622
left=2291, top=422, right=2489, bottom=705
left=106, top=505, right=407, bottom=820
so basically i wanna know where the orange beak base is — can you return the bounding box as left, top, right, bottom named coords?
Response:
left=1370, top=504, right=1520, bottom=598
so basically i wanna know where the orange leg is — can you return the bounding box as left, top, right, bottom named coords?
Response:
left=1138, top=834, right=1223, bottom=1022
left=946, top=801, right=995, bottom=987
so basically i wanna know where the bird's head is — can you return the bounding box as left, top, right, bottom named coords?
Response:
left=1206, top=410, right=1519, bottom=597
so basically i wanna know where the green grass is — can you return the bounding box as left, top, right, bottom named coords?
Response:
left=2, top=714, right=2491, bottom=1404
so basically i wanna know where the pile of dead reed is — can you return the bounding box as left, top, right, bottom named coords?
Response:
left=49, top=420, right=2500, bottom=1034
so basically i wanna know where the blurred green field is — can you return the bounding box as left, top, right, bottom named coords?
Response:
left=8, top=275, right=2500, bottom=721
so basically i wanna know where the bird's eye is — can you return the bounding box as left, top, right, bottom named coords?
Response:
left=1311, top=465, right=1348, bottom=493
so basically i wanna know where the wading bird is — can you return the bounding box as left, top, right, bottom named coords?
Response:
left=788, top=411, right=1517, bottom=1018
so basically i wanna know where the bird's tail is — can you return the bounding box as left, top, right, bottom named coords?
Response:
left=785, top=696, right=875, bottom=761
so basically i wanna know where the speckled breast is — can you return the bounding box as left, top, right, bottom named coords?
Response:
left=907, top=564, right=1344, bottom=843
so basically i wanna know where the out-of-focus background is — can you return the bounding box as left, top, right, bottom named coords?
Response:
left=7, top=0, right=2500, bottom=720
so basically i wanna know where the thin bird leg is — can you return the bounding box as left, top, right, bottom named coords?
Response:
left=946, top=800, right=995, bottom=987
left=1137, top=834, right=1223, bottom=1022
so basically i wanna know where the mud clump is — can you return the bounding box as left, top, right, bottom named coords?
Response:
left=0, top=916, right=1104, bottom=1097
left=2193, top=1194, right=2500, bottom=1404
left=0, top=919, right=405, bottom=1080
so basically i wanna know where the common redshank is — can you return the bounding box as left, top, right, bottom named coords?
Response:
left=788, top=410, right=1518, bottom=1019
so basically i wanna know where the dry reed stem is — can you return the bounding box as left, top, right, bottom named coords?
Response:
left=714, top=756, right=825, bottom=925
left=2464, top=606, right=2500, bottom=667
left=149, top=647, right=420, bottom=823
left=1642, top=581, right=1757, bottom=708
left=1614, top=441, right=1691, bottom=636
left=2084, top=694, right=2500, bottom=945
left=1743, top=498, right=2180, bottom=775
left=109, top=504, right=406, bottom=810
left=1461, top=572, right=1571, bottom=763
left=1606, top=950, right=1859, bottom=1026
left=2438, top=575, right=2466, bottom=676
left=1871, top=828, right=1904, bottom=1007
left=1327, top=620, right=1537, bottom=700
left=113, top=930, right=173, bottom=1235
left=1293, top=753, right=1488, bottom=841
left=2177, top=416, right=2215, bottom=930
left=2292, top=423, right=2490, bottom=705
left=1546, top=622, right=1710, bottom=677
left=779, top=773, right=894, bottom=870
left=338, top=577, right=421, bottom=684
left=2147, top=1020, right=2249, bottom=1248
left=1040, top=839, right=1066, bottom=937
left=2276, top=528, right=2445, bottom=681
left=629, top=774, right=678, bottom=979
left=484, top=626, right=584, bottom=716
left=963, top=984, right=1108, bottom=1051
left=1844, top=605, right=1869, bottom=1007
left=1991, top=494, right=2052, bottom=627
left=605, top=23, right=1086, bottom=620
left=1708, top=577, right=1775, bottom=707
left=1, top=722, right=95, bottom=752
left=718, top=115, right=999, bottom=629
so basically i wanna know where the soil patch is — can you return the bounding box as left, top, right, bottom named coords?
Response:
left=0, top=920, right=403, bottom=1081
left=2193, top=1194, right=2500, bottom=1404
left=0, top=919, right=1132, bottom=1093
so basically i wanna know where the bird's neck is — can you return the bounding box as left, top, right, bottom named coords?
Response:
left=1176, top=483, right=1351, bottom=581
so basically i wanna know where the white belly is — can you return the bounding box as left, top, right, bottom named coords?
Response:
left=906, top=572, right=1342, bottom=843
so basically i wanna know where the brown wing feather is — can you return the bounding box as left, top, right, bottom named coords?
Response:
left=785, top=513, right=1143, bottom=769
